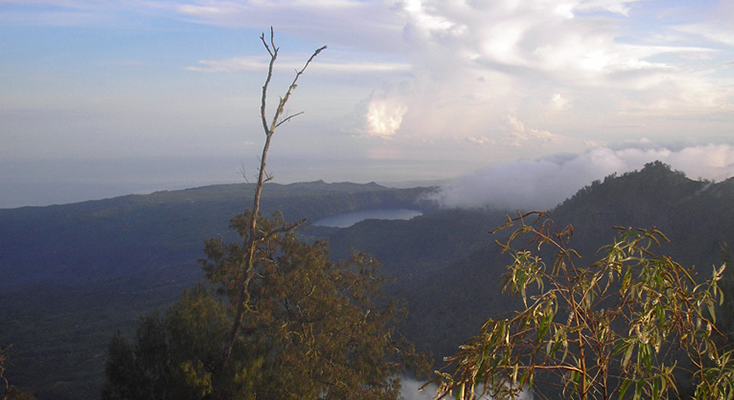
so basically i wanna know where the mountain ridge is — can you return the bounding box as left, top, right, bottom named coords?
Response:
left=0, top=181, right=434, bottom=292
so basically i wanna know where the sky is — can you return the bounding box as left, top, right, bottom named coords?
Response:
left=2, top=0, right=734, bottom=209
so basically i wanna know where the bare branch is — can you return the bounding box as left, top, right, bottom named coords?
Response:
left=221, top=28, right=326, bottom=371
left=275, top=111, right=305, bottom=129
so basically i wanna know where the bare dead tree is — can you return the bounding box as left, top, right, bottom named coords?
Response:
left=221, top=27, right=326, bottom=371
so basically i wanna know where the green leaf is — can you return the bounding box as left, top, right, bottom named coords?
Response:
left=707, top=300, right=717, bottom=324
left=623, top=342, right=634, bottom=368
left=619, top=379, right=631, bottom=400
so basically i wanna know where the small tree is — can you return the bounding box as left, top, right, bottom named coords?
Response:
left=435, top=212, right=734, bottom=400
left=102, top=29, right=427, bottom=400
left=103, top=218, right=426, bottom=399
left=201, top=215, right=426, bottom=399
left=221, top=27, right=325, bottom=371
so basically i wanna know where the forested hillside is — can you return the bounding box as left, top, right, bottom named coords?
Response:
left=316, top=162, right=734, bottom=365
left=0, top=181, right=432, bottom=400
left=2, top=162, right=734, bottom=399
left=0, top=181, right=427, bottom=291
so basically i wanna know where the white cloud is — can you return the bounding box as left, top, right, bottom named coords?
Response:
left=427, top=142, right=734, bottom=211
left=173, top=0, right=407, bottom=53
left=550, top=93, right=570, bottom=110
left=502, top=115, right=561, bottom=147
left=183, top=56, right=269, bottom=73
left=466, top=136, right=493, bottom=145
left=575, top=0, right=641, bottom=16
left=673, top=23, right=734, bottom=48
left=392, top=0, right=734, bottom=130
left=358, top=96, right=408, bottom=138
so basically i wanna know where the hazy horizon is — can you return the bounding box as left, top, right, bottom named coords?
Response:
left=3, top=1, right=734, bottom=209
left=4, top=141, right=734, bottom=210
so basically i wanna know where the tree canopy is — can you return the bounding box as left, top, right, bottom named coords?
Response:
left=103, top=215, right=426, bottom=400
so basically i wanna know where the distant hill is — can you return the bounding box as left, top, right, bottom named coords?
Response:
left=0, top=181, right=432, bottom=292
left=3, top=164, right=734, bottom=400
left=552, top=160, right=734, bottom=268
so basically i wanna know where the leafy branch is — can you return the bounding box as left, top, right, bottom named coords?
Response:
left=435, top=212, right=732, bottom=400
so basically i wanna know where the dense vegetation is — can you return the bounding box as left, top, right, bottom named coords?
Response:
left=391, top=162, right=734, bottom=368
left=103, top=212, right=428, bottom=400
left=0, top=181, right=427, bottom=292
left=0, top=182, right=432, bottom=400
left=2, top=163, right=734, bottom=399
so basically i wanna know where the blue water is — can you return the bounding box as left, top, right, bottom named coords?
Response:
left=312, top=208, right=423, bottom=228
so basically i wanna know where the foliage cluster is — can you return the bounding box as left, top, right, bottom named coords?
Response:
left=103, top=213, right=427, bottom=400
left=436, top=212, right=734, bottom=399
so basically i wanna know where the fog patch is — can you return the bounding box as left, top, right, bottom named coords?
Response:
left=427, top=142, right=734, bottom=211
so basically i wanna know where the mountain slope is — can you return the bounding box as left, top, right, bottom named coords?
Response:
left=0, top=181, right=431, bottom=292
left=393, top=162, right=734, bottom=364
left=0, top=181, right=433, bottom=400
left=551, top=161, right=734, bottom=267
left=3, top=164, right=734, bottom=399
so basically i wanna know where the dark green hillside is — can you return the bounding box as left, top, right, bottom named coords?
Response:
left=306, top=208, right=512, bottom=360
left=389, top=162, right=734, bottom=366
left=0, top=181, right=430, bottom=292
left=551, top=161, right=734, bottom=268
left=309, top=208, right=506, bottom=280
left=0, top=269, right=196, bottom=400
left=0, top=181, right=432, bottom=400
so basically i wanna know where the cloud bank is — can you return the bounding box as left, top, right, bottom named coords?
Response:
left=170, top=0, right=734, bottom=150
left=368, top=0, right=734, bottom=146
left=427, top=142, right=734, bottom=211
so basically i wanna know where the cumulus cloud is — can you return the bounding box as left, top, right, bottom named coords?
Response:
left=550, top=93, right=570, bottom=111
left=427, top=142, right=734, bottom=211
left=363, top=98, right=408, bottom=138
left=385, top=0, right=734, bottom=144
left=502, top=115, right=560, bottom=147
left=466, top=135, right=494, bottom=145
left=350, top=89, right=410, bottom=138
